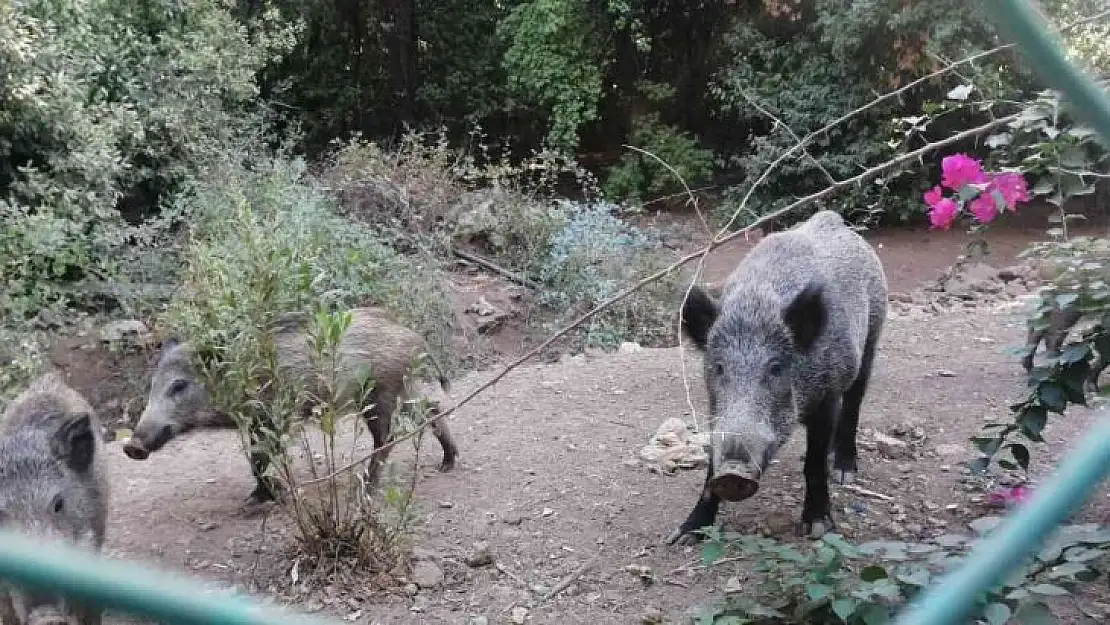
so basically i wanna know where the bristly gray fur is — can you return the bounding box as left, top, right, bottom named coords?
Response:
left=0, top=372, right=107, bottom=625
left=669, top=210, right=888, bottom=545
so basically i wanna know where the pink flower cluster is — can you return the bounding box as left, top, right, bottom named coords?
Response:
left=924, top=154, right=1031, bottom=230
left=986, top=485, right=1031, bottom=510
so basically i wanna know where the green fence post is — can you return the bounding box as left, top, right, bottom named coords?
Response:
left=0, top=530, right=345, bottom=625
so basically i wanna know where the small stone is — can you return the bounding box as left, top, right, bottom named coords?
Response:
left=509, top=606, right=529, bottom=624
left=873, top=432, right=910, bottom=459
left=466, top=541, right=495, bottom=568
left=402, top=583, right=419, bottom=597
left=541, top=507, right=554, bottom=517
left=640, top=607, right=665, bottom=624
left=935, top=443, right=964, bottom=458
left=503, top=512, right=524, bottom=526
left=469, top=617, right=490, bottom=625
left=619, top=341, right=643, bottom=353
left=937, top=369, right=956, bottom=378
left=411, top=561, right=444, bottom=589
left=439, top=501, right=454, bottom=509
left=99, top=319, right=151, bottom=344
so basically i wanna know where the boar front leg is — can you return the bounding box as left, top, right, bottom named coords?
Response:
left=800, top=396, right=838, bottom=539
left=664, top=459, right=721, bottom=546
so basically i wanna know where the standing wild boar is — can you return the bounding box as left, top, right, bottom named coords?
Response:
left=123, top=307, right=460, bottom=504
left=667, top=210, right=887, bottom=545
left=0, top=372, right=108, bottom=625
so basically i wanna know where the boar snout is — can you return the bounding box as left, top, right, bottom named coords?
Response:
left=122, top=440, right=149, bottom=460
left=123, top=423, right=174, bottom=460
left=710, top=460, right=761, bottom=501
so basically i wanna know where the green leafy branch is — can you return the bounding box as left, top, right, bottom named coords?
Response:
left=694, top=520, right=1110, bottom=624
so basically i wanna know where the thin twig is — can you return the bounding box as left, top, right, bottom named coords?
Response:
left=841, top=483, right=894, bottom=501
left=494, top=563, right=530, bottom=588
left=535, top=555, right=599, bottom=605
left=622, top=144, right=712, bottom=238
left=736, top=89, right=838, bottom=185
left=301, top=112, right=1019, bottom=487
left=452, top=249, right=540, bottom=289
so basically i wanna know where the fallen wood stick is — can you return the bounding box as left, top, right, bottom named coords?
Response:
left=536, top=555, right=599, bottom=605
left=495, top=563, right=530, bottom=588
left=453, top=249, right=539, bottom=290
left=842, top=483, right=894, bottom=501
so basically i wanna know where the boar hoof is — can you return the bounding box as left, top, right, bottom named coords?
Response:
left=664, top=526, right=700, bottom=547
left=439, top=458, right=455, bottom=473
left=833, top=469, right=856, bottom=485
left=799, top=515, right=836, bottom=539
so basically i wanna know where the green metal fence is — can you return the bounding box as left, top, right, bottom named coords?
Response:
left=0, top=1, right=1108, bottom=624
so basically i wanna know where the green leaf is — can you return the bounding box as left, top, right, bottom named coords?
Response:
left=701, top=540, right=724, bottom=566
left=1028, top=583, right=1070, bottom=596
left=969, top=456, right=991, bottom=475
left=832, top=597, right=858, bottom=621
left=860, top=565, right=888, bottom=582
left=1015, top=601, right=1058, bottom=624
left=895, top=567, right=931, bottom=587
left=1018, top=406, right=1048, bottom=439
left=973, top=435, right=1002, bottom=456
left=1007, top=444, right=1031, bottom=471
left=805, top=583, right=832, bottom=601
left=1064, top=545, right=1106, bottom=562
left=857, top=603, right=891, bottom=625
left=1036, top=384, right=1067, bottom=413
left=983, top=602, right=1012, bottom=625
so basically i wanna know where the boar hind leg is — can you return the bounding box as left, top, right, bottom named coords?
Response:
left=1022, top=325, right=1043, bottom=372
left=430, top=418, right=459, bottom=472
left=665, top=462, right=721, bottom=547
left=801, top=397, right=838, bottom=539
left=245, top=416, right=284, bottom=505
left=832, top=337, right=878, bottom=485
left=361, top=391, right=396, bottom=494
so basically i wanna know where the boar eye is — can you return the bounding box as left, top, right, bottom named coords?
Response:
left=767, top=359, right=784, bottom=376
left=50, top=494, right=65, bottom=515
left=714, top=362, right=724, bottom=376
left=167, top=379, right=189, bottom=396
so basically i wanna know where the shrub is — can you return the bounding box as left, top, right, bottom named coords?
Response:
left=535, top=200, right=680, bottom=349
left=0, top=0, right=296, bottom=323
left=159, top=154, right=455, bottom=569
left=603, top=113, right=717, bottom=204
left=694, top=522, right=1110, bottom=624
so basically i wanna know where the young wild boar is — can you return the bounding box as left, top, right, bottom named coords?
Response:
left=122, top=307, right=460, bottom=504
left=667, top=210, right=888, bottom=545
left=0, top=372, right=108, bottom=625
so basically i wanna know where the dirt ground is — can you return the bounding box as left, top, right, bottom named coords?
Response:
left=40, top=205, right=1110, bottom=624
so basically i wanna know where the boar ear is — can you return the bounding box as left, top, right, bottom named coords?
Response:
left=682, top=286, right=719, bottom=350
left=783, top=282, right=826, bottom=351
left=53, top=412, right=96, bottom=473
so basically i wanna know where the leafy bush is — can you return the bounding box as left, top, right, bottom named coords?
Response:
left=603, top=113, right=716, bottom=203
left=160, top=154, right=453, bottom=567
left=695, top=522, right=1110, bottom=624
left=0, top=329, right=46, bottom=410
left=535, top=200, right=680, bottom=349
left=0, top=0, right=296, bottom=323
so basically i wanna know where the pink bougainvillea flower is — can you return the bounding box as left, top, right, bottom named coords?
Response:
left=928, top=197, right=959, bottom=229
left=992, top=172, right=1031, bottom=211
left=986, top=485, right=1031, bottom=509
left=969, top=192, right=1000, bottom=224
left=923, top=185, right=945, bottom=208
left=941, top=153, right=988, bottom=190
